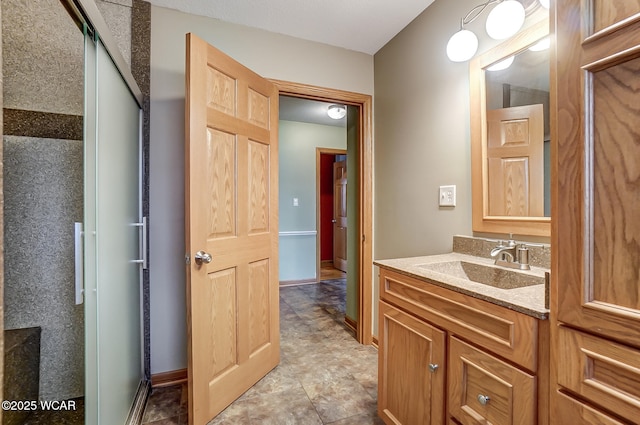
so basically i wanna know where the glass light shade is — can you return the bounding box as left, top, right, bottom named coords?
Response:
left=486, top=56, right=515, bottom=71
left=529, top=37, right=550, bottom=51
left=485, top=0, right=525, bottom=40
left=539, top=0, right=550, bottom=9
left=446, top=29, right=479, bottom=62
left=327, top=104, right=346, bottom=119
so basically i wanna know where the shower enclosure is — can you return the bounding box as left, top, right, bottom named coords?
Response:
left=2, top=0, right=146, bottom=423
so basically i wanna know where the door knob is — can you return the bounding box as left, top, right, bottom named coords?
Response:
left=332, top=219, right=337, bottom=223
left=194, top=251, right=212, bottom=265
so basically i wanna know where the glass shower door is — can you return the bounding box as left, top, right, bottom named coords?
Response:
left=84, top=30, right=143, bottom=425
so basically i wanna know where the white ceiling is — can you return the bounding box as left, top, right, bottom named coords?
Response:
left=146, top=0, right=436, bottom=55
left=279, top=96, right=346, bottom=128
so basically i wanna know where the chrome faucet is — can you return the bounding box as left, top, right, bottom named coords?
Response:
left=490, top=239, right=530, bottom=270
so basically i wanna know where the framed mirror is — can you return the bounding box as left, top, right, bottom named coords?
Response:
left=470, top=17, right=551, bottom=237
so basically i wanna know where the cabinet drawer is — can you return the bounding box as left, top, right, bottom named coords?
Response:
left=557, top=326, right=640, bottom=424
left=554, top=392, right=626, bottom=425
left=380, top=269, right=538, bottom=371
left=448, top=336, right=536, bottom=425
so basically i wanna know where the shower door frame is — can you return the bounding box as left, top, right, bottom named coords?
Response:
left=64, top=0, right=148, bottom=424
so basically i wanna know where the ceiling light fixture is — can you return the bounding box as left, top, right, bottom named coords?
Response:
left=446, top=0, right=526, bottom=62
left=327, top=104, right=346, bottom=120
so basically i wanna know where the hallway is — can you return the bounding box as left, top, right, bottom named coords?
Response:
left=142, top=279, right=381, bottom=424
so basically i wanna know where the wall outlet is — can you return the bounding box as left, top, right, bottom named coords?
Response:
left=439, top=185, right=456, bottom=207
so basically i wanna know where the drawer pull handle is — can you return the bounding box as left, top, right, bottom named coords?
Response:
left=428, top=364, right=439, bottom=373
left=477, top=394, right=490, bottom=405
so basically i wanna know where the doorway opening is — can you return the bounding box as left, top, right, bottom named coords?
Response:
left=317, top=149, right=348, bottom=280
left=273, top=80, right=373, bottom=345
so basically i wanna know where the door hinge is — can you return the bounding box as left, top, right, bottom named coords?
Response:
left=185, top=253, right=191, bottom=265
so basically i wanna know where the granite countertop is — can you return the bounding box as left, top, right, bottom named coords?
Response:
left=374, top=252, right=549, bottom=319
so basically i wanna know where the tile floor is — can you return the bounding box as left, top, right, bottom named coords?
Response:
left=142, top=278, right=382, bottom=425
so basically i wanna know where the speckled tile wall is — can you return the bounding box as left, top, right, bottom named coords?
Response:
left=2, top=0, right=86, bottom=402
left=3, top=136, right=84, bottom=400
left=1, top=1, right=5, bottom=416
left=1, top=0, right=83, bottom=115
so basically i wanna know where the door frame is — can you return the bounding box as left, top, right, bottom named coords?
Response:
left=271, top=79, right=373, bottom=345
left=316, top=148, right=348, bottom=280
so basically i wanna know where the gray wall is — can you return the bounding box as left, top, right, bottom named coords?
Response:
left=149, top=5, right=374, bottom=375
left=278, top=120, right=346, bottom=282
left=374, top=0, right=479, bottom=262
left=372, top=0, right=548, bottom=333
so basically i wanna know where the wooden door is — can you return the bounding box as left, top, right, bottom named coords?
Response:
left=486, top=104, right=544, bottom=216
left=555, top=0, right=640, bottom=349
left=185, top=33, right=280, bottom=425
left=333, top=160, right=347, bottom=272
left=378, top=301, right=446, bottom=425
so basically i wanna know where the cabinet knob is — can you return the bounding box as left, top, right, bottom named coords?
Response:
left=477, top=394, right=490, bottom=405
left=428, top=364, right=439, bottom=373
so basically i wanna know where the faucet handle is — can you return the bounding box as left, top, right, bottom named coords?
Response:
left=517, top=245, right=530, bottom=267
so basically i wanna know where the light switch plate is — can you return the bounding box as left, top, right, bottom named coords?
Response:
left=439, top=185, right=456, bottom=207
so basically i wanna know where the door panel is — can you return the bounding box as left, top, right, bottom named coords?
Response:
left=185, top=33, right=280, bottom=425
left=333, top=160, right=347, bottom=272
left=84, top=33, right=142, bottom=424
left=555, top=0, right=640, bottom=348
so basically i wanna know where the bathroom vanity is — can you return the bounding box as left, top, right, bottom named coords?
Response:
left=375, top=238, right=550, bottom=425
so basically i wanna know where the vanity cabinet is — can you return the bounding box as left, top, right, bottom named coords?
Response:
left=377, top=268, right=549, bottom=425
left=553, top=0, right=640, bottom=422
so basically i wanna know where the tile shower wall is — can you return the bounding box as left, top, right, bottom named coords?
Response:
left=3, top=137, right=84, bottom=400
left=2, top=0, right=138, bottom=400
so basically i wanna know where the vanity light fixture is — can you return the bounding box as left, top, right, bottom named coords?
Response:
left=538, top=0, right=550, bottom=9
left=486, top=55, right=515, bottom=71
left=528, top=36, right=550, bottom=51
left=327, top=104, right=346, bottom=119
left=446, top=0, right=526, bottom=62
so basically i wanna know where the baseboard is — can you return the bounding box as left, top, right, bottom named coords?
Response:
left=279, top=278, right=317, bottom=287
left=125, top=379, right=151, bottom=425
left=320, top=260, right=334, bottom=267
left=344, top=315, right=358, bottom=334
left=151, top=368, right=188, bottom=388
left=371, top=336, right=379, bottom=348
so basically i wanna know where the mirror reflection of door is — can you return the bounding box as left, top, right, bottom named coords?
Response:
left=333, top=159, right=347, bottom=272
left=486, top=104, right=544, bottom=217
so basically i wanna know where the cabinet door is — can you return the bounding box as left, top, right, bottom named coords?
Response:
left=448, top=337, right=536, bottom=425
left=378, top=301, right=446, bottom=425
left=555, top=0, right=640, bottom=346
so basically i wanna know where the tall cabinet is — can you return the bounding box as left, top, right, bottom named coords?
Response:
left=552, top=0, right=640, bottom=423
